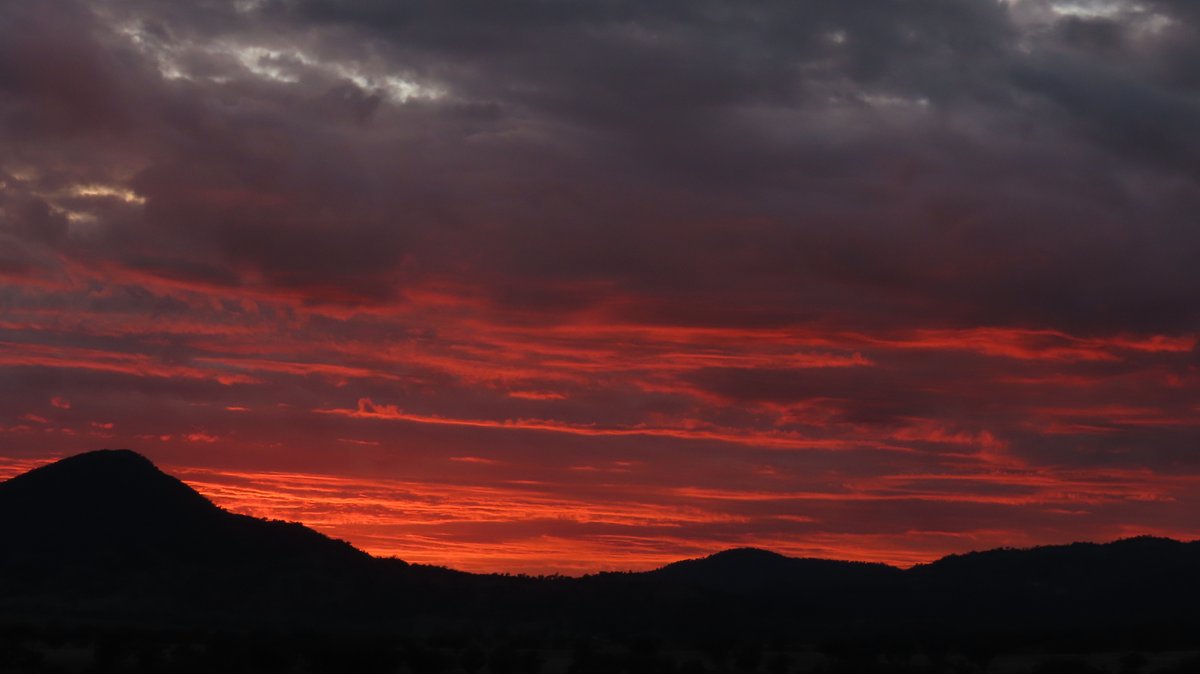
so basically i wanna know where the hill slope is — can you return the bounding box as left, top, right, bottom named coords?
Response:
left=0, top=449, right=373, bottom=622
left=0, top=449, right=364, bottom=569
left=651, top=546, right=900, bottom=595
left=1, top=449, right=1198, bottom=644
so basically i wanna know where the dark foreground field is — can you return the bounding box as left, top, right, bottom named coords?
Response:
left=3, top=626, right=1199, bottom=674
left=2, top=450, right=1199, bottom=674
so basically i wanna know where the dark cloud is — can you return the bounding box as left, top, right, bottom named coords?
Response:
left=2, top=0, right=1194, bottom=327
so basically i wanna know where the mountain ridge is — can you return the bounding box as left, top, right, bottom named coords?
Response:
left=2, top=448, right=1199, bottom=642
left=0, top=448, right=370, bottom=623
left=5, top=449, right=1197, bottom=575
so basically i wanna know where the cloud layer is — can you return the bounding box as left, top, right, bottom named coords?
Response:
left=1, top=0, right=1198, bottom=573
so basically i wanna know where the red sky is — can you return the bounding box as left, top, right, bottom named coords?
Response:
left=1, top=0, right=1199, bottom=574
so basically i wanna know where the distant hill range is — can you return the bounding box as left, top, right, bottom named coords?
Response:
left=2, top=449, right=1198, bottom=646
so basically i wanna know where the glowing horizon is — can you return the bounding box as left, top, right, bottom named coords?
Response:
left=2, top=451, right=1197, bottom=576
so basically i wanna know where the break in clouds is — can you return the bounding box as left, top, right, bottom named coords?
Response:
left=1, top=0, right=1198, bottom=573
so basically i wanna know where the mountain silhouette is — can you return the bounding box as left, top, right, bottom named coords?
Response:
left=1, top=449, right=1199, bottom=649
left=0, top=449, right=363, bottom=568
left=902, top=535, right=1200, bottom=634
left=652, top=547, right=900, bottom=596
left=0, top=449, right=373, bottom=624
left=0, top=449, right=218, bottom=521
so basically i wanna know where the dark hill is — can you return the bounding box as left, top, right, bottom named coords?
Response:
left=0, top=449, right=217, bottom=519
left=0, top=449, right=372, bottom=623
left=651, top=546, right=900, bottom=596
left=0, top=449, right=224, bottom=557
left=0, top=449, right=364, bottom=569
left=902, top=536, right=1200, bottom=634
left=1, top=449, right=1199, bottom=648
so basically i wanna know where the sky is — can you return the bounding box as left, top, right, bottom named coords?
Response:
left=1, top=0, right=1199, bottom=575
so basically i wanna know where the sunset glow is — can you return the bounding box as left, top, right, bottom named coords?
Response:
left=2, top=0, right=1198, bottom=574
